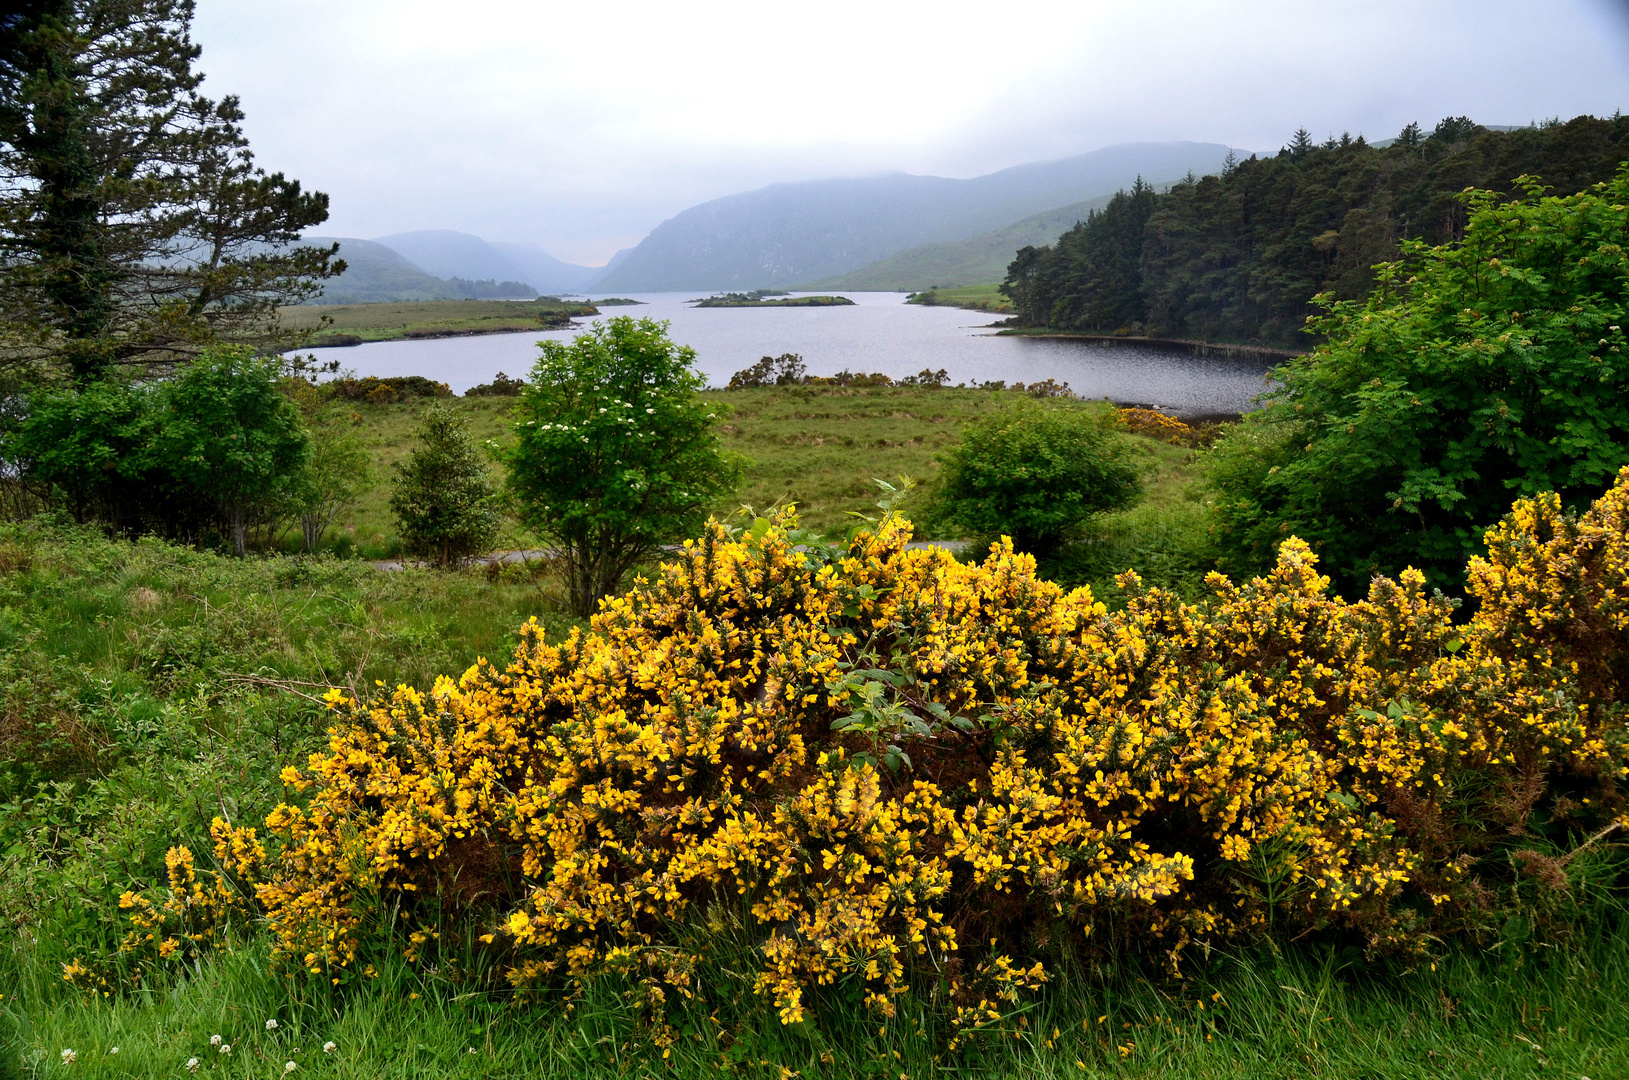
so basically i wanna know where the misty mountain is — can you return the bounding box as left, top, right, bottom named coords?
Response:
left=806, top=194, right=1119, bottom=291
left=374, top=230, right=603, bottom=293
left=595, top=142, right=1234, bottom=292
left=489, top=241, right=604, bottom=293
left=303, top=237, right=535, bottom=304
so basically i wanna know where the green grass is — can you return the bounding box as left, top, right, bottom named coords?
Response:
left=277, top=300, right=603, bottom=345
left=319, top=387, right=1143, bottom=556
left=906, top=283, right=1013, bottom=313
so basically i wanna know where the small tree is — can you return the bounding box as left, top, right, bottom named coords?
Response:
left=295, top=403, right=373, bottom=552
left=390, top=404, right=499, bottom=568
left=929, top=405, right=1141, bottom=557
left=500, top=317, right=740, bottom=615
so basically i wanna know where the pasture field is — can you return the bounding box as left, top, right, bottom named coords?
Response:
left=277, top=299, right=609, bottom=345
left=906, top=283, right=1013, bottom=313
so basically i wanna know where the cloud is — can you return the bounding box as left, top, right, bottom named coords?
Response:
left=194, top=0, right=1629, bottom=265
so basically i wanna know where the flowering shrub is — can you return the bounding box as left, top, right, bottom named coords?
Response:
left=1113, top=407, right=1198, bottom=445
left=113, top=472, right=1629, bottom=1037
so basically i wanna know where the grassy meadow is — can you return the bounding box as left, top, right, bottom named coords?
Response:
left=278, top=299, right=615, bottom=346
left=310, top=386, right=1211, bottom=603
left=905, top=283, right=1013, bottom=313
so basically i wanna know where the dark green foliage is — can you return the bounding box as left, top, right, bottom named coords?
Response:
left=1004, top=114, right=1629, bottom=346
left=328, top=375, right=452, bottom=403
left=499, top=317, right=740, bottom=615
left=0, top=0, right=339, bottom=381
left=1208, top=167, right=1629, bottom=592
left=8, top=347, right=311, bottom=551
left=462, top=371, right=527, bottom=397
left=929, top=405, right=1142, bottom=557
left=388, top=404, right=499, bottom=568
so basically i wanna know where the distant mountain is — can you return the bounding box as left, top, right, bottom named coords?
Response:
left=304, top=237, right=535, bottom=304
left=806, top=194, right=1118, bottom=291
left=595, top=142, right=1234, bottom=292
left=306, top=237, right=468, bottom=304
left=489, top=241, right=603, bottom=293
left=374, top=230, right=603, bottom=293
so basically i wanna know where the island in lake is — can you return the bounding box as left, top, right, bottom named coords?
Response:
left=690, top=291, right=854, bottom=308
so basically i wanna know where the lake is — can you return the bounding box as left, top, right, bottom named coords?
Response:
left=298, top=292, right=1281, bottom=419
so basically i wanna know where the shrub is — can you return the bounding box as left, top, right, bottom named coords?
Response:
left=463, top=371, right=527, bottom=397
left=728, top=353, right=807, bottom=388
left=498, top=317, right=740, bottom=616
left=929, top=405, right=1142, bottom=556
left=328, top=376, right=451, bottom=403
left=388, top=404, right=500, bottom=567
left=8, top=347, right=311, bottom=552
left=114, top=470, right=1629, bottom=1044
left=1209, top=166, right=1629, bottom=591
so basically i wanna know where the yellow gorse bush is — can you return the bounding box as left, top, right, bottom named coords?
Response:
left=113, top=471, right=1629, bottom=1035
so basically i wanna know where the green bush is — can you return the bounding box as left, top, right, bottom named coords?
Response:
left=1209, top=166, right=1629, bottom=591
left=498, top=317, right=740, bottom=615
left=8, top=348, right=311, bottom=552
left=928, top=404, right=1142, bottom=556
left=389, top=404, right=500, bottom=568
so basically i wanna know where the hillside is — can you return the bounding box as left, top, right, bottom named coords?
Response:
left=375, top=230, right=602, bottom=293
left=595, top=141, right=1233, bottom=291
left=805, top=193, right=1116, bottom=290
left=307, top=237, right=465, bottom=304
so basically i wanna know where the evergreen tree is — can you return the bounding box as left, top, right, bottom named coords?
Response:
left=390, top=405, right=500, bottom=569
left=0, top=0, right=340, bottom=382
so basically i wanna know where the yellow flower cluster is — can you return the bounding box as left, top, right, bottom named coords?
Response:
left=1112, top=406, right=1199, bottom=446
left=114, top=470, right=1629, bottom=1030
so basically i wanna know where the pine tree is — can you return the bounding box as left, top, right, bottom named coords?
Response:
left=0, top=0, right=340, bottom=382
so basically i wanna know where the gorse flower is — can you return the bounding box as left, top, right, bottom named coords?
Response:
left=104, top=470, right=1629, bottom=1044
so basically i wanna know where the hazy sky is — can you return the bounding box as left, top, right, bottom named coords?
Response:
left=192, top=0, right=1629, bottom=266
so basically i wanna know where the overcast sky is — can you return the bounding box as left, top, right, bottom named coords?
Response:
left=192, top=0, right=1629, bottom=267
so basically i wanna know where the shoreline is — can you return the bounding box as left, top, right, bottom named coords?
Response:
left=305, top=322, right=590, bottom=348
left=994, top=328, right=1299, bottom=362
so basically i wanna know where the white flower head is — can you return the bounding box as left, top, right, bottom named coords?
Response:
left=322, top=1041, right=337, bottom=1054
left=186, top=1058, right=200, bottom=1073
left=266, top=1018, right=279, bottom=1031
left=210, top=1034, right=222, bottom=1046
left=108, top=1046, right=119, bottom=1054
left=220, top=1044, right=232, bottom=1055
left=59, top=1048, right=76, bottom=1063
left=284, top=1062, right=298, bottom=1074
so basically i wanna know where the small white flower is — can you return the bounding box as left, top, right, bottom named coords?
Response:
left=284, top=1062, right=298, bottom=1074
left=186, top=1058, right=200, bottom=1073
left=468, top=1047, right=477, bottom=1054
left=108, top=1046, right=119, bottom=1054
left=266, top=1018, right=278, bottom=1031
left=322, top=1041, right=337, bottom=1054
left=59, top=1048, right=76, bottom=1063
left=210, top=1034, right=222, bottom=1046
left=220, top=1044, right=232, bottom=1055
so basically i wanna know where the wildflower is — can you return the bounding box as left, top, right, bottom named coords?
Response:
left=210, top=1035, right=222, bottom=1046
left=220, top=1044, right=232, bottom=1055
left=323, top=1041, right=336, bottom=1054
left=60, top=1049, right=76, bottom=1064
left=285, top=1063, right=298, bottom=1074
left=186, top=1058, right=200, bottom=1073
left=108, top=1047, right=119, bottom=1055
left=266, top=1018, right=279, bottom=1030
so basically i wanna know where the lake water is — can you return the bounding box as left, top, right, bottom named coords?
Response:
left=298, top=292, right=1280, bottom=419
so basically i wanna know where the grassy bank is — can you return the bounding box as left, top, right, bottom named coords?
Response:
left=906, top=283, right=1012, bottom=313
left=2, top=520, right=1625, bottom=1079
left=278, top=299, right=617, bottom=346
left=313, top=387, right=1207, bottom=599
